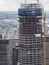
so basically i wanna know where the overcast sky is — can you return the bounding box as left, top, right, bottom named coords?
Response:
left=0, top=0, right=49, bottom=11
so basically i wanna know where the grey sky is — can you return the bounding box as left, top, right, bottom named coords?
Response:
left=0, top=0, right=49, bottom=11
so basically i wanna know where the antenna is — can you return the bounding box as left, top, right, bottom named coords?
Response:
left=25, top=0, right=27, bottom=4
left=37, top=0, right=39, bottom=3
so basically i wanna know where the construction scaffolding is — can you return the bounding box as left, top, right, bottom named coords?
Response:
left=18, top=3, right=46, bottom=65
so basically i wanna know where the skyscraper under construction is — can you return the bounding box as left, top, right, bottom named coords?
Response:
left=18, top=3, right=46, bottom=65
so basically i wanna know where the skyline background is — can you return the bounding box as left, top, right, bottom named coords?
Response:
left=0, top=0, right=49, bottom=11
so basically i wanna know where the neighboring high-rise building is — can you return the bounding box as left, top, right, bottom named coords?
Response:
left=0, top=40, right=9, bottom=65
left=0, top=39, right=18, bottom=65
left=18, top=3, right=45, bottom=65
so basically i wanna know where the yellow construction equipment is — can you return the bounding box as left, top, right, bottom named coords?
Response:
left=43, top=13, right=46, bottom=65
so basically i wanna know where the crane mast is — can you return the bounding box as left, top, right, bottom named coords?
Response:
left=43, top=13, right=46, bottom=65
